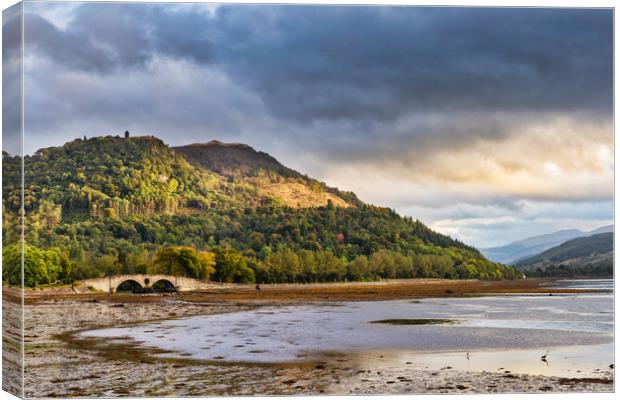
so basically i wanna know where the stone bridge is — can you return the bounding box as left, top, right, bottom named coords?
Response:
left=81, top=274, right=214, bottom=293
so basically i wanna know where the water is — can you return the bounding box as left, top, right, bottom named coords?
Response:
left=545, top=279, right=614, bottom=291
left=81, top=281, right=614, bottom=378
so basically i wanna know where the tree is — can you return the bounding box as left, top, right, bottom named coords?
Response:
left=298, top=249, right=317, bottom=282
left=58, top=251, right=72, bottom=283
left=154, top=246, right=202, bottom=278
left=92, top=254, right=121, bottom=277
left=2, top=244, right=23, bottom=285
left=197, top=250, right=216, bottom=281
left=265, top=249, right=301, bottom=282
left=315, top=250, right=346, bottom=281
left=213, top=247, right=255, bottom=283
left=369, top=251, right=395, bottom=279
left=38, top=200, right=62, bottom=226
left=2, top=244, right=64, bottom=287
left=347, top=255, right=371, bottom=281
left=257, top=244, right=272, bottom=260
left=41, top=248, right=63, bottom=283
left=103, top=208, right=117, bottom=219
left=22, top=246, right=41, bottom=285
left=126, top=251, right=152, bottom=275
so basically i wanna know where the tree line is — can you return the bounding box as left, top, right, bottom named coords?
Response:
left=4, top=242, right=518, bottom=287
left=524, top=263, right=612, bottom=278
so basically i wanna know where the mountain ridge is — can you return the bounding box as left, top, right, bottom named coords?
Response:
left=481, top=225, right=614, bottom=265
left=516, top=232, right=613, bottom=277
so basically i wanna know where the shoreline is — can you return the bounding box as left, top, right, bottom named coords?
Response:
left=12, top=277, right=608, bottom=306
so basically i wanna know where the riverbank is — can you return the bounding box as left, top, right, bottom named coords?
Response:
left=6, top=278, right=614, bottom=397
left=15, top=277, right=603, bottom=305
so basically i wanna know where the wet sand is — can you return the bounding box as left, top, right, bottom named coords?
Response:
left=2, top=292, right=23, bottom=397
left=6, top=278, right=614, bottom=397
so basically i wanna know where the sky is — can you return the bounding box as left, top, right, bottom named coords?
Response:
left=2, top=3, right=614, bottom=248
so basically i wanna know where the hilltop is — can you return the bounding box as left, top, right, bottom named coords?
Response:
left=2, top=134, right=518, bottom=285
left=174, top=140, right=357, bottom=208
left=174, top=140, right=298, bottom=178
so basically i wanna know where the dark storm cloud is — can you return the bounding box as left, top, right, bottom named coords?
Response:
left=15, top=3, right=614, bottom=246
left=22, top=10, right=151, bottom=73
left=215, top=6, right=613, bottom=121
left=21, top=4, right=215, bottom=73
left=3, top=4, right=24, bottom=155
left=21, top=5, right=612, bottom=123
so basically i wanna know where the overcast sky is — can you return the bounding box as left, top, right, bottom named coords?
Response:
left=3, top=3, right=613, bottom=248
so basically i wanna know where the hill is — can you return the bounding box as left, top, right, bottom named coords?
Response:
left=2, top=135, right=518, bottom=286
left=516, top=233, right=613, bottom=277
left=480, top=225, right=613, bottom=265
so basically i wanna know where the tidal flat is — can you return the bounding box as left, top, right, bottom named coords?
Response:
left=16, top=279, right=614, bottom=397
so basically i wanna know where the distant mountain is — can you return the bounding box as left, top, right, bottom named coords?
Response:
left=589, top=225, right=614, bottom=235
left=516, top=233, right=613, bottom=277
left=480, top=225, right=614, bottom=265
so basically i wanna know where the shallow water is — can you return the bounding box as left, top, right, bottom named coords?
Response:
left=345, top=342, right=613, bottom=378
left=81, top=283, right=613, bottom=378
left=545, top=278, right=614, bottom=291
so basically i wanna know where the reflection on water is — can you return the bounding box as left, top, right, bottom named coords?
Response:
left=349, top=343, right=613, bottom=378
left=81, top=280, right=613, bottom=378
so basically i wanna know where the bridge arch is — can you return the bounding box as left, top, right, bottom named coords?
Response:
left=152, top=279, right=177, bottom=292
left=116, top=279, right=144, bottom=293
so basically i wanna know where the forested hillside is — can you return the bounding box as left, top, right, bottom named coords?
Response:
left=517, top=233, right=613, bottom=277
left=2, top=135, right=519, bottom=286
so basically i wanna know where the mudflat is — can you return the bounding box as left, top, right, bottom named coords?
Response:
left=4, top=278, right=614, bottom=397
